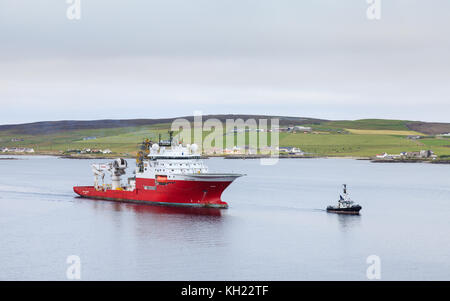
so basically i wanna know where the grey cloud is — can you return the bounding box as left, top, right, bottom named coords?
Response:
left=0, top=0, right=449, bottom=123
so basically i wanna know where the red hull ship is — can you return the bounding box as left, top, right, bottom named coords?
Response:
left=73, top=136, right=243, bottom=208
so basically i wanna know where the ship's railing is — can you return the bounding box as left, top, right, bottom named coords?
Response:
left=95, top=184, right=113, bottom=191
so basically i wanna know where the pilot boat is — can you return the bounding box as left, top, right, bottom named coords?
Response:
left=326, top=184, right=362, bottom=214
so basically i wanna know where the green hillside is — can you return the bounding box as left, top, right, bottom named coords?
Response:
left=1, top=117, right=450, bottom=158
left=323, top=119, right=410, bottom=131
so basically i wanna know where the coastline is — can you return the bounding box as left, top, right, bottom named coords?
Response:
left=2, top=152, right=449, bottom=164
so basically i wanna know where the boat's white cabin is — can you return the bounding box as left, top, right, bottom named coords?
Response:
left=136, top=143, right=208, bottom=178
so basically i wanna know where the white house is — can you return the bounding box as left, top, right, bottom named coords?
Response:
left=293, top=126, right=312, bottom=132
left=376, top=152, right=388, bottom=158
left=279, top=147, right=304, bottom=155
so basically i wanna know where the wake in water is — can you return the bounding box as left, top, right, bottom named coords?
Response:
left=0, top=185, right=73, bottom=199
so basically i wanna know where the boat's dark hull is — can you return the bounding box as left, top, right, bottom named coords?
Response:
left=326, top=205, right=362, bottom=215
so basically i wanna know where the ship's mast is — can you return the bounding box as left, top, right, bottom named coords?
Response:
left=158, top=131, right=174, bottom=147
left=136, top=131, right=177, bottom=172
left=136, top=138, right=152, bottom=172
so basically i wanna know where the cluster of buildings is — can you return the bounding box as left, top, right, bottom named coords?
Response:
left=278, top=147, right=304, bottom=155
left=376, top=150, right=437, bottom=159
left=1, top=147, right=35, bottom=153
left=10, top=138, right=24, bottom=142
left=229, top=128, right=269, bottom=134
left=277, top=126, right=312, bottom=133
left=406, top=135, right=422, bottom=140
left=202, top=146, right=304, bottom=156
left=227, top=126, right=313, bottom=135
left=66, top=148, right=112, bottom=154
left=203, top=146, right=258, bottom=155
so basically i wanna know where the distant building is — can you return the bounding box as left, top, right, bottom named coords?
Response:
left=273, top=126, right=313, bottom=133
left=405, top=150, right=434, bottom=158
left=244, top=145, right=257, bottom=155
left=419, top=150, right=434, bottom=158
left=279, top=147, right=304, bottom=155
left=407, top=151, right=421, bottom=158
left=293, top=126, right=312, bottom=133
left=376, top=152, right=388, bottom=158
left=11, top=138, right=24, bottom=142
left=232, top=146, right=243, bottom=154
left=376, top=152, right=401, bottom=159
left=223, top=148, right=233, bottom=154
left=259, top=146, right=277, bottom=153
left=1, top=147, right=34, bottom=153
left=203, top=147, right=222, bottom=155
left=102, top=149, right=112, bottom=154
left=83, top=136, right=97, bottom=141
left=376, top=150, right=434, bottom=159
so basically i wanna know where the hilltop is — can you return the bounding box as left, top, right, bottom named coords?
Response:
left=2, top=115, right=450, bottom=135
left=0, top=115, right=325, bottom=135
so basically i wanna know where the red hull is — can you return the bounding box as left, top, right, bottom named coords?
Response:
left=73, top=177, right=233, bottom=208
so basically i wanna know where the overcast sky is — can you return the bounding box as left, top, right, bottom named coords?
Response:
left=1, top=0, right=449, bottom=124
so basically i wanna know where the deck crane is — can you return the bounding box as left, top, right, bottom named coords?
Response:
left=92, top=158, right=128, bottom=190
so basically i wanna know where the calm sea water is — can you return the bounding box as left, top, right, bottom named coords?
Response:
left=0, top=156, right=449, bottom=280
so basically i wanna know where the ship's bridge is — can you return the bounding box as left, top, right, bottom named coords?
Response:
left=138, top=143, right=208, bottom=177
left=148, top=143, right=200, bottom=158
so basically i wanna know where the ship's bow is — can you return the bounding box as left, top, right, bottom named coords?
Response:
left=179, top=173, right=244, bottom=208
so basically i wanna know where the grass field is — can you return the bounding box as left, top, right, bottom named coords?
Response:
left=1, top=119, right=450, bottom=158
left=323, top=119, right=411, bottom=131
left=344, top=129, right=423, bottom=136
left=279, top=132, right=426, bottom=157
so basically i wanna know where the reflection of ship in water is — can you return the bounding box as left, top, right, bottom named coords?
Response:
left=85, top=198, right=226, bottom=246
left=335, top=213, right=361, bottom=230
left=87, top=199, right=222, bottom=217
left=126, top=203, right=222, bottom=216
